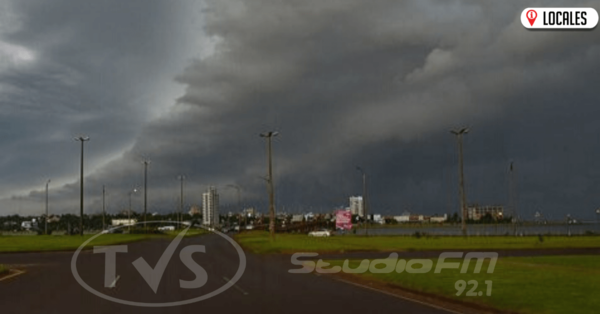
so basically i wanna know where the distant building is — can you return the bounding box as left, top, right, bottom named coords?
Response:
left=243, top=208, right=256, bottom=217
left=373, top=214, right=384, bottom=224
left=112, top=219, right=137, bottom=226
left=189, top=205, right=201, bottom=216
left=393, top=211, right=411, bottom=223
left=202, top=186, right=219, bottom=226
left=409, top=215, right=424, bottom=222
left=430, top=214, right=448, bottom=223
left=304, top=212, right=315, bottom=221
left=291, top=214, right=304, bottom=223
left=47, top=215, right=60, bottom=223
left=467, top=205, right=504, bottom=220
left=349, top=196, right=364, bottom=217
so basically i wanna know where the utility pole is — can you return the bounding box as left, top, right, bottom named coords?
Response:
left=75, top=136, right=90, bottom=236
left=178, top=175, right=186, bottom=228
left=509, top=161, right=518, bottom=235
left=143, top=159, right=150, bottom=231
left=356, top=166, right=368, bottom=236
left=128, top=189, right=137, bottom=233
left=45, top=179, right=51, bottom=235
left=260, top=131, right=278, bottom=241
left=102, top=185, right=106, bottom=230
left=596, top=208, right=600, bottom=233
left=450, top=128, right=469, bottom=237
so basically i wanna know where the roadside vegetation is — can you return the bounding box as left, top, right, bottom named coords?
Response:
left=236, top=231, right=600, bottom=254
left=0, top=234, right=159, bottom=253
left=326, top=255, right=600, bottom=314
left=0, top=226, right=211, bottom=253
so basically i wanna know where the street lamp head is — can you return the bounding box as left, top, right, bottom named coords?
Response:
left=260, top=131, right=279, bottom=138
left=46, top=179, right=51, bottom=184
left=450, top=128, right=469, bottom=135
left=74, top=136, right=90, bottom=141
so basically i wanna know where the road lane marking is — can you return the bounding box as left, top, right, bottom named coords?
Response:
left=109, top=275, right=120, bottom=288
left=222, top=276, right=249, bottom=295
left=333, top=277, right=464, bottom=314
left=0, top=269, right=26, bottom=282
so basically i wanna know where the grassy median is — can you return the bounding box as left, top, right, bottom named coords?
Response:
left=0, top=227, right=212, bottom=253
left=325, top=255, right=600, bottom=314
left=236, top=231, right=600, bottom=254
left=0, top=234, right=161, bottom=253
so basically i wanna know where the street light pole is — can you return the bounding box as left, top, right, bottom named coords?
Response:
left=102, top=185, right=106, bottom=230
left=450, top=128, right=469, bottom=237
left=178, top=175, right=186, bottom=228
left=45, top=179, right=51, bottom=235
left=596, top=208, right=600, bottom=233
left=143, top=160, right=150, bottom=231
left=260, top=131, right=278, bottom=241
left=128, top=189, right=137, bottom=233
left=75, top=136, right=90, bottom=236
left=509, top=161, right=518, bottom=235
left=356, top=166, right=368, bottom=236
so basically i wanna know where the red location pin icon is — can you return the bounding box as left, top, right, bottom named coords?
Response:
left=526, top=10, right=537, bottom=26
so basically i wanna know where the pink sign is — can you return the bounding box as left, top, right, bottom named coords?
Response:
left=335, top=210, right=353, bottom=230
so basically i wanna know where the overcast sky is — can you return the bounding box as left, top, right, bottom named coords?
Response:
left=1, top=0, right=599, bottom=221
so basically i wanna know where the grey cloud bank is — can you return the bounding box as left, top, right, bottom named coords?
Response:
left=1, top=0, right=599, bottom=221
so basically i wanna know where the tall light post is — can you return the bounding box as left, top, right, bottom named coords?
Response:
left=45, top=179, right=51, bottom=235
left=177, top=175, right=186, bottom=227
left=509, top=161, right=518, bottom=235
left=596, top=208, right=600, bottom=233
left=75, top=136, right=90, bottom=236
left=142, top=159, right=150, bottom=231
left=102, top=185, right=106, bottom=231
left=260, top=131, right=278, bottom=241
left=356, top=166, right=368, bottom=236
left=128, top=188, right=137, bottom=233
left=450, top=128, right=469, bottom=237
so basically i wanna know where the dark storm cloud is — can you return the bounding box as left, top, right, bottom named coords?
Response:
left=3, top=0, right=600, bottom=221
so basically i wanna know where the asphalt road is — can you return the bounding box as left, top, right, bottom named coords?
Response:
left=0, top=234, right=455, bottom=314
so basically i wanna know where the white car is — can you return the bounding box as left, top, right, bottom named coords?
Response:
left=308, top=229, right=331, bottom=237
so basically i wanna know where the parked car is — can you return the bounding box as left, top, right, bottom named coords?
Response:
left=308, top=229, right=332, bottom=237
left=158, top=226, right=175, bottom=231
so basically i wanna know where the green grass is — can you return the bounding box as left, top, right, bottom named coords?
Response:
left=0, top=234, right=161, bottom=253
left=326, top=255, right=600, bottom=314
left=0, top=227, right=212, bottom=253
left=0, top=264, right=7, bottom=276
left=236, top=231, right=600, bottom=254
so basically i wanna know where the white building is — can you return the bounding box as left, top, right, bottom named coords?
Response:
left=430, top=214, right=448, bottom=223
left=349, top=196, right=364, bottom=217
left=394, top=211, right=411, bottom=223
left=112, top=219, right=137, bottom=226
left=202, top=186, right=219, bottom=226
left=467, top=205, right=504, bottom=221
